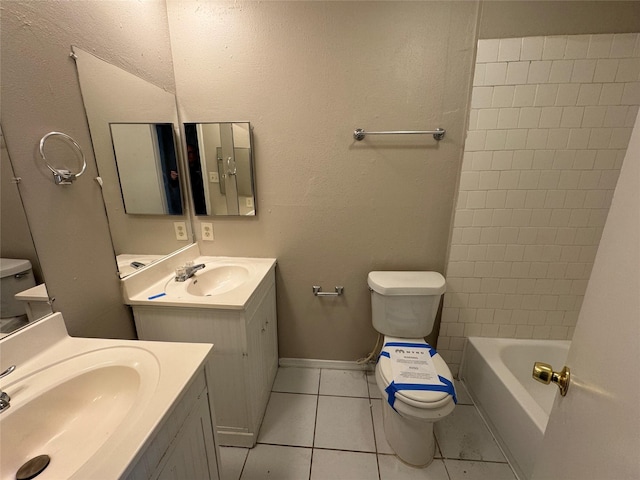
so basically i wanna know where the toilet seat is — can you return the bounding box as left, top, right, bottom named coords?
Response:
left=376, top=336, right=456, bottom=419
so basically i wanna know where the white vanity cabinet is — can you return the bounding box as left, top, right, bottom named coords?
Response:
left=132, top=267, right=278, bottom=448
left=124, top=370, right=220, bottom=480
left=155, top=392, right=217, bottom=480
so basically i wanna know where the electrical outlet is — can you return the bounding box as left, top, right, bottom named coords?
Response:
left=209, top=172, right=219, bottom=183
left=246, top=197, right=254, bottom=208
left=174, top=222, right=188, bottom=241
left=201, top=222, right=214, bottom=241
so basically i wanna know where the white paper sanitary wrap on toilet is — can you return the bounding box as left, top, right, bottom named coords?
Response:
left=389, top=344, right=439, bottom=384
left=379, top=339, right=457, bottom=410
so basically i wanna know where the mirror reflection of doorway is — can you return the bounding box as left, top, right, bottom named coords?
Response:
left=184, top=122, right=256, bottom=216
left=109, top=123, right=183, bottom=215
left=184, top=124, right=207, bottom=215
left=155, top=124, right=182, bottom=215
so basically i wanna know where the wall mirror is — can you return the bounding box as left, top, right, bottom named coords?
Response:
left=109, top=123, right=183, bottom=215
left=184, top=122, right=256, bottom=216
left=73, top=46, right=194, bottom=277
left=0, top=125, right=48, bottom=337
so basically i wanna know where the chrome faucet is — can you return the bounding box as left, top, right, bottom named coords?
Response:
left=0, top=365, right=16, bottom=412
left=175, top=262, right=205, bottom=282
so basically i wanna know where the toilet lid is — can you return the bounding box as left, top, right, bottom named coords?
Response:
left=368, top=271, right=445, bottom=296
left=0, top=258, right=32, bottom=278
left=378, top=336, right=456, bottom=407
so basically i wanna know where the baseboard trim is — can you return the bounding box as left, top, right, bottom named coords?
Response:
left=217, top=430, right=256, bottom=448
left=278, top=358, right=374, bottom=371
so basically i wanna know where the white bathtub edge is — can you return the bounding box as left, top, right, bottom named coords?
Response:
left=460, top=337, right=570, bottom=480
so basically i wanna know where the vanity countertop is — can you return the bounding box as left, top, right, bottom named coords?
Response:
left=0, top=313, right=213, bottom=480
left=121, top=247, right=276, bottom=310
left=117, top=253, right=165, bottom=278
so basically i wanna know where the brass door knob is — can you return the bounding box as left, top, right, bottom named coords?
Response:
left=532, top=362, right=570, bottom=396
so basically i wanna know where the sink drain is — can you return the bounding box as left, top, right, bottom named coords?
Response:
left=16, top=455, right=50, bottom=480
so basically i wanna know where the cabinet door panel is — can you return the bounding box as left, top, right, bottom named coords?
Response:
left=245, top=306, right=266, bottom=433
left=156, top=394, right=219, bottom=480
left=263, top=283, right=279, bottom=388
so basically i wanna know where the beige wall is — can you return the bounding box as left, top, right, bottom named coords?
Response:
left=479, top=1, right=640, bottom=39
left=2, top=1, right=639, bottom=360
left=168, top=0, right=479, bottom=359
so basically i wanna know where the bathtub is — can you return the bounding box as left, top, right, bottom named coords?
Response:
left=460, top=337, right=570, bottom=480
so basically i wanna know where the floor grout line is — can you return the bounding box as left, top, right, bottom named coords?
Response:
left=308, top=368, right=322, bottom=479
left=368, top=398, right=383, bottom=480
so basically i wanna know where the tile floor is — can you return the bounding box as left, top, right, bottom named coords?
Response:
left=219, top=367, right=518, bottom=480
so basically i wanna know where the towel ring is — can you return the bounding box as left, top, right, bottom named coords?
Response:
left=39, top=132, right=87, bottom=185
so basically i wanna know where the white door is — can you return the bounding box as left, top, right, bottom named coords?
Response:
left=532, top=113, right=640, bottom=479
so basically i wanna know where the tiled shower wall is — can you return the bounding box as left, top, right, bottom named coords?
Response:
left=438, top=33, right=640, bottom=376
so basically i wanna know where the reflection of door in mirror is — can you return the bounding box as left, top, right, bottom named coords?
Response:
left=183, top=124, right=208, bottom=215
left=184, top=122, right=256, bottom=216
left=109, top=123, right=183, bottom=215
left=0, top=126, right=49, bottom=337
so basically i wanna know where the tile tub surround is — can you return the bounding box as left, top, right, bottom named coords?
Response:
left=439, top=33, right=640, bottom=375
left=219, top=366, right=517, bottom=480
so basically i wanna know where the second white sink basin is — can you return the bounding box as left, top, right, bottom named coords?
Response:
left=166, top=264, right=251, bottom=297
left=0, top=346, right=159, bottom=480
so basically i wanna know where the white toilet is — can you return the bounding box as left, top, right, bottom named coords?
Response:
left=369, top=271, right=456, bottom=467
left=1, top=258, right=36, bottom=329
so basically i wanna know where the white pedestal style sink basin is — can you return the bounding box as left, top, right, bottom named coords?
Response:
left=0, top=313, right=213, bottom=480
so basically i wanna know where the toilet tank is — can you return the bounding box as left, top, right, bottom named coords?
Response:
left=1, top=258, right=35, bottom=318
left=368, top=271, right=446, bottom=338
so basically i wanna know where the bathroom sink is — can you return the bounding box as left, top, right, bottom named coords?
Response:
left=0, top=346, right=159, bottom=480
left=184, top=265, right=250, bottom=296
left=0, top=312, right=213, bottom=479
left=164, top=260, right=262, bottom=299
left=120, top=246, right=277, bottom=309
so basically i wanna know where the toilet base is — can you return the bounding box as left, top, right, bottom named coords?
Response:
left=381, top=396, right=436, bottom=467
